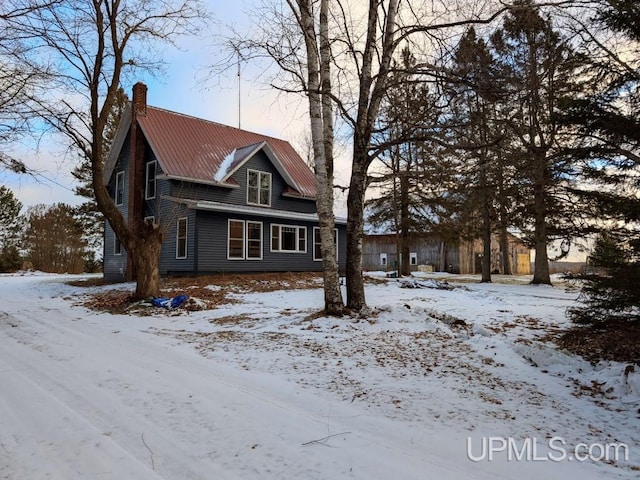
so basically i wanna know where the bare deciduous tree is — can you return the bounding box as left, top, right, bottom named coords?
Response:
left=7, top=0, right=203, bottom=297
left=222, top=1, right=581, bottom=310
left=0, top=1, right=62, bottom=174
left=293, top=0, right=345, bottom=315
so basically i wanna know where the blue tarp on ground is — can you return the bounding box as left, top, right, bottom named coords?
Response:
left=151, top=294, right=189, bottom=309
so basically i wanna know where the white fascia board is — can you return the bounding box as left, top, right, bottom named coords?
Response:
left=192, top=200, right=347, bottom=224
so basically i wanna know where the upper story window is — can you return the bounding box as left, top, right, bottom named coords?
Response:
left=115, top=171, right=125, bottom=206
left=247, top=169, right=271, bottom=207
left=145, top=160, right=157, bottom=200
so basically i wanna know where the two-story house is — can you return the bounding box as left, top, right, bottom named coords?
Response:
left=102, top=82, right=346, bottom=282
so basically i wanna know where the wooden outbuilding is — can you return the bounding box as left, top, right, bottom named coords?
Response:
left=363, top=232, right=531, bottom=275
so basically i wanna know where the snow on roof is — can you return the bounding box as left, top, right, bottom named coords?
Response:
left=214, top=149, right=236, bottom=183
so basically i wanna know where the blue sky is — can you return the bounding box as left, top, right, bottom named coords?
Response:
left=2, top=0, right=319, bottom=211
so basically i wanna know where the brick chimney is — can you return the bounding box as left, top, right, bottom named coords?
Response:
left=132, top=82, right=147, bottom=117
left=127, top=82, right=148, bottom=280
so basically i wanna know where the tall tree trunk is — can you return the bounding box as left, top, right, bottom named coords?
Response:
left=298, top=0, right=344, bottom=314
left=319, top=0, right=344, bottom=314
left=532, top=155, right=552, bottom=284
left=479, top=141, right=491, bottom=283
left=497, top=166, right=512, bottom=275
left=130, top=223, right=163, bottom=298
left=91, top=86, right=165, bottom=299
left=481, top=198, right=492, bottom=282
left=345, top=0, right=399, bottom=311
left=346, top=155, right=367, bottom=311
left=399, top=171, right=411, bottom=276
left=391, top=146, right=401, bottom=275
left=500, top=223, right=512, bottom=275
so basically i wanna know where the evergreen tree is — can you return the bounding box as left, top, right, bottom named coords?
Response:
left=0, top=185, right=23, bottom=272
left=490, top=1, right=585, bottom=284
left=367, top=47, right=444, bottom=275
left=23, top=203, right=88, bottom=274
left=568, top=233, right=640, bottom=324
left=565, top=1, right=640, bottom=325
left=446, top=27, right=506, bottom=282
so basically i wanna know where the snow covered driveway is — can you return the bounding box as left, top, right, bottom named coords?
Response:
left=0, top=273, right=637, bottom=479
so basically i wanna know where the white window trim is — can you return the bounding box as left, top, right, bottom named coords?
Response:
left=270, top=224, right=306, bottom=253
left=410, top=252, right=418, bottom=265
left=313, top=227, right=338, bottom=261
left=144, top=215, right=156, bottom=225
left=246, top=169, right=272, bottom=207
left=227, top=219, right=263, bottom=261
left=245, top=221, right=263, bottom=260
left=115, top=171, right=124, bottom=206
left=114, top=235, right=122, bottom=256
left=228, top=219, right=245, bottom=260
left=176, top=217, right=188, bottom=259
left=380, top=253, right=388, bottom=266
left=145, top=160, right=157, bottom=200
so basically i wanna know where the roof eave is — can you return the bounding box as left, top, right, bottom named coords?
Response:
left=282, top=192, right=316, bottom=201
left=102, top=105, right=132, bottom=185
left=163, top=196, right=346, bottom=224
left=157, top=173, right=239, bottom=189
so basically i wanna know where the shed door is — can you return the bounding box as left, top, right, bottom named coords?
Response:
left=516, top=254, right=530, bottom=274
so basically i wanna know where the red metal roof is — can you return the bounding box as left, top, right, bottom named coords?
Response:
left=136, top=106, right=316, bottom=198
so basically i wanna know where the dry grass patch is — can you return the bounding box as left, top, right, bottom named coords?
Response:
left=72, top=272, right=324, bottom=315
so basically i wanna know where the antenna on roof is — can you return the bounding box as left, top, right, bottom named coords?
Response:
left=236, top=49, right=242, bottom=129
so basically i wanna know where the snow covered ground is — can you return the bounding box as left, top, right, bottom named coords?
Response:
left=0, top=272, right=638, bottom=479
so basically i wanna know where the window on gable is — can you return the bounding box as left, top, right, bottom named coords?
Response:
left=313, top=227, right=338, bottom=261
left=271, top=224, right=306, bottom=253
left=228, top=219, right=263, bottom=260
left=145, top=160, right=157, bottom=200
left=247, top=169, right=271, bottom=207
left=176, top=217, right=188, bottom=259
left=115, top=171, right=124, bottom=206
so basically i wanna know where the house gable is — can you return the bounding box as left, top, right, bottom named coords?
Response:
left=216, top=140, right=303, bottom=195
left=133, top=106, right=316, bottom=198
left=162, top=149, right=317, bottom=214
left=103, top=103, right=316, bottom=208
left=103, top=106, right=132, bottom=186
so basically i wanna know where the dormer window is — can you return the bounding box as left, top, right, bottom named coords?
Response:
left=145, top=160, right=157, bottom=200
left=247, top=169, right=271, bottom=207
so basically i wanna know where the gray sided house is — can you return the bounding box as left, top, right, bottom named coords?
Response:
left=103, top=83, right=346, bottom=282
